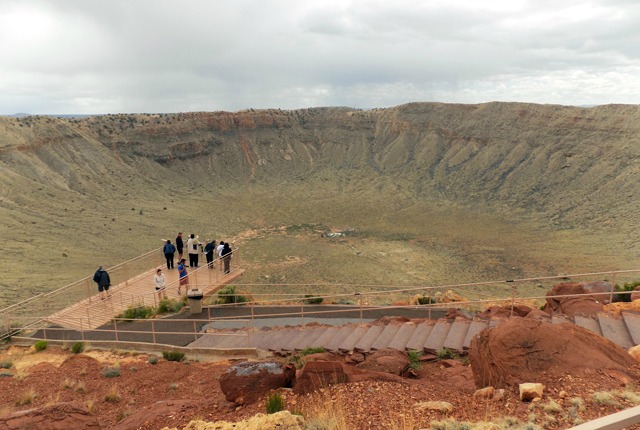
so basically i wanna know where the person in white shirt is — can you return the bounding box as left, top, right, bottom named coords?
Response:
left=187, top=234, right=199, bottom=267
left=154, top=268, right=168, bottom=300
left=217, top=241, right=225, bottom=270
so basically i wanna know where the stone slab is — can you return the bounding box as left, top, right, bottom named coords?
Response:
left=354, top=325, right=386, bottom=352
left=598, top=314, right=634, bottom=349
left=405, top=322, right=434, bottom=351
left=622, top=311, right=640, bottom=346
left=386, top=323, right=417, bottom=351
left=312, top=326, right=340, bottom=350
left=463, top=320, right=488, bottom=350
left=370, top=324, right=402, bottom=351
left=291, top=327, right=329, bottom=351
left=339, top=325, right=370, bottom=352
left=325, top=326, right=358, bottom=352
left=573, top=315, right=602, bottom=336
left=424, top=320, right=452, bottom=353
left=442, top=319, right=471, bottom=352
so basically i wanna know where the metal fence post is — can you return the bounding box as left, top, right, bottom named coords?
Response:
left=151, top=320, right=156, bottom=344
left=114, top=318, right=119, bottom=342
left=356, top=293, right=362, bottom=323
left=193, top=320, right=197, bottom=342
left=609, top=273, right=616, bottom=304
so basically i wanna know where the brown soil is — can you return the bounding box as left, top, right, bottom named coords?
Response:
left=1, top=345, right=638, bottom=430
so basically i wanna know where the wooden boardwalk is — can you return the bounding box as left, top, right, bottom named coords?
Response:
left=46, top=263, right=244, bottom=330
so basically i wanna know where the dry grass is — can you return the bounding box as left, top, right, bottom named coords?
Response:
left=15, top=388, right=37, bottom=406
left=104, top=385, right=121, bottom=403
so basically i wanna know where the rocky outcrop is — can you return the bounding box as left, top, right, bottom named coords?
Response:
left=219, top=361, right=295, bottom=405
left=0, top=403, right=100, bottom=430
left=545, top=282, right=608, bottom=316
left=469, top=318, right=636, bottom=388
left=161, top=411, right=304, bottom=430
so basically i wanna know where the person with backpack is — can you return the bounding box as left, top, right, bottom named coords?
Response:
left=93, top=266, right=111, bottom=300
left=221, top=242, right=232, bottom=274
left=175, top=232, right=184, bottom=261
left=204, top=239, right=216, bottom=269
left=163, top=240, right=176, bottom=269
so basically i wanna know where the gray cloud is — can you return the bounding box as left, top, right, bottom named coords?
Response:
left=1, top=0, right=639, bottom=114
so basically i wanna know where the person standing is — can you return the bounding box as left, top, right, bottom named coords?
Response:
left=177, top=258, right=189, bottom=294
left=93, top=266, right=111, bottom=300
left=163, top=240, right=176, bottom=269
left=217, top=241, right=225, bottom=270
left=175, top=232, right=184, bottom=261
left=154, top=268, right=168, bottom=300
left=221, top=242, right=232, bottom=274
left=187, top=233, right=199, bottom=267
left=204, top=239, right=216, bottom=269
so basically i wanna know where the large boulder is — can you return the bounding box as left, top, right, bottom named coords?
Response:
left=469, top=318, right=636, bottom=388
left=545, top=282, right=609, bottom=316
left=356, top=349, right=410, bottom=375
left=293, top=360, right=348, bottom=394
left=477, top=305, right=532, bottom=319
left=219, top=361, right=295, bottom=405
left=0, top=402, right=100, bottom=430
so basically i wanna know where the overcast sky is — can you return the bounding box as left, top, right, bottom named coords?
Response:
left=1, top=0, right=639, bottom=114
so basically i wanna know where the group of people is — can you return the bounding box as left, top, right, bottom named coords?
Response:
left=93, top=231, right=234, bottom=300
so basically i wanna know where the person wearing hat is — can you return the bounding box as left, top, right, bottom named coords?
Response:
left=177, top=258, right=189, bottom=294
left=154, top=268, right=168, bottom=300
left=93, top=266, right=111, bottom=300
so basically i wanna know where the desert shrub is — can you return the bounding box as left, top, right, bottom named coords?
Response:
left=265, top=392, right=285, bottom=414
left=304, top=294, right=324, bottom=304
left=168, top=382, right=179, bottom=391
left=71, top=341, right=85, bottom=354
left=542, top=400, right=563, bottom=414
left=216, top=286, right=249, bottom=304
left=429, top=418, right=472, bottom=430
left=436, top=348, right=455, bottom=360
left=162, top=351, right=185, bottom=362
left=417, top=295, right=434, bottom=305
left=34, top=340, right=48, bottom=352
left=148, top=356, right=159, bottom=365
left=592, top=391, right=620, bottom=407
left=301, top=347, right=326, bottom=356
left=0, top=372, right=12, bottom=378
left=157, top=299, right=185, bottom=314
left=407, top=350, right=421, bottom=370
left=614, top=281, right=640, bottom=302
left=120, top=305, right=154, bottom=320
left=0, top=361, right=12, bottom=369
left=104, top=386, right=121, bottom=403
left=15, top=389, right=37, bottom=406
left=102, top=367, right=121, bottom=378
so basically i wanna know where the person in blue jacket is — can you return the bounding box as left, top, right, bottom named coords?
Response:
left=163, top=240, right=176, bottom=269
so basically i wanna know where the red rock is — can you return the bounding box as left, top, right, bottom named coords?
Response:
left=469, top=318, right=636, bottom=388
left=356, top=349, right=409, bottom=375
left=219, top=361, right=295, bottom=405
left=293, top=361, right=348, bottom=394
left=0, top=402, right=100, bottom=430
left=545, top=282, right=606, bottom=316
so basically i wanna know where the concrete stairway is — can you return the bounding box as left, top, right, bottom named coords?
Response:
left=190, top=311, right=640, bottom=354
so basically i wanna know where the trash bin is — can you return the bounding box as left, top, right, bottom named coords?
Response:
left=186, top=288, right=204, bottom=314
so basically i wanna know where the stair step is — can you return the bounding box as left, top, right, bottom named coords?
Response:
left=424, top=320, right=452, bottom=353
left=267, top=329, right=296, bottom=352
left=574, top=315, right=602, bottom=336
left=253, top=329, right=282, bottom=350
left=622, top=312, right=640, bottom=346
left=386, top=323, right=417, bottom=351
left=325, top=326, right=359, bottom=352
left=370, top=324, right=402, bottom=350
left=463, top=320, right=489, bottom=350
left=442, top=319, right=471, bottom=352
left=311, top=326, right=341, bottom=350
left=405, top=322, right=434, bottom=351
left=354, top=325, right=386, bottom=352
left=216, top=333, right=250, bottom=349
left=291, top=327, right=328, bottom=351
left=339, top=326, right=370, bottom=352
left=598, top=314, right=634, bottom=349
left=552, top=315, right=573, bottom=324
left=280, top=329, right=311, bottom=352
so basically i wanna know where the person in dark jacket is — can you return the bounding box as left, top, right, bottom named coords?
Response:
left=175, top=232, right=184, bottom=261
left=204, top=239, right=216, bottom=269
left=163, top=240, right=176, bottom=269
left=221, top=242, right=232, bottom=274
left=93, top=266, right=111, bottom=300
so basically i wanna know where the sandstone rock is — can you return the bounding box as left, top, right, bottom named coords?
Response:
left=356, top=349, right=409, bottom=375
left=0, top=402, right=100, bottom=430
left=163, top=411, right=304, bottom=430
left=519, top=383, right=545, bottom=401
left=344, top=352, right=365, bottom=364
left=545, top=282, right=605, bottom=316
left=219, top=361, right=295, bottom=405
left=477, top=305, right=532, bottom=319
left=440, top=366, right=476, bottom=392
left=524, top=308, right=551, bottom=319
left=473, top=386, right=495, bottom=399
left=629, top=345, right=640, bottom=362
left=303, top=352, right=343, bottom=363
left=293, top=360, right=348, bottom=395
left=441, top=290, right=466, bottom=303
left=469, top=318, right=636, bottom=388
left=412, top=401, right=454, bottom=412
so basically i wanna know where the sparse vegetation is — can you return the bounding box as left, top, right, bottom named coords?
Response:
left=33, top=340, right=48, bottom=352
left=71, top=341, right=85, bottom=354
left=614, top=281, right=640, bottom=302
left=15, top=389, right=37, bottom=406
left=0, top=361, right=12, bottom=369
left=162, top=351, right=185, bottom=362
left=301, top=347, right=326, bottom=356
left=407, top=350, right=421, bottom=370
left=265, top=392, right=285, bottom=414
left=104, top=386, right=121, bottom=403
left=148, top=355, right=159, bottom=365
left=304, top=294, right=324, bottom=305
left=435, top=348, right=456, bottom=360
left=157, top=298, right=185, bottom=314
left=119, top=305, right=154, bottom=320
left=103, top=366, right=121, bottom=378
left=216, top=285, right=249, bottom=304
